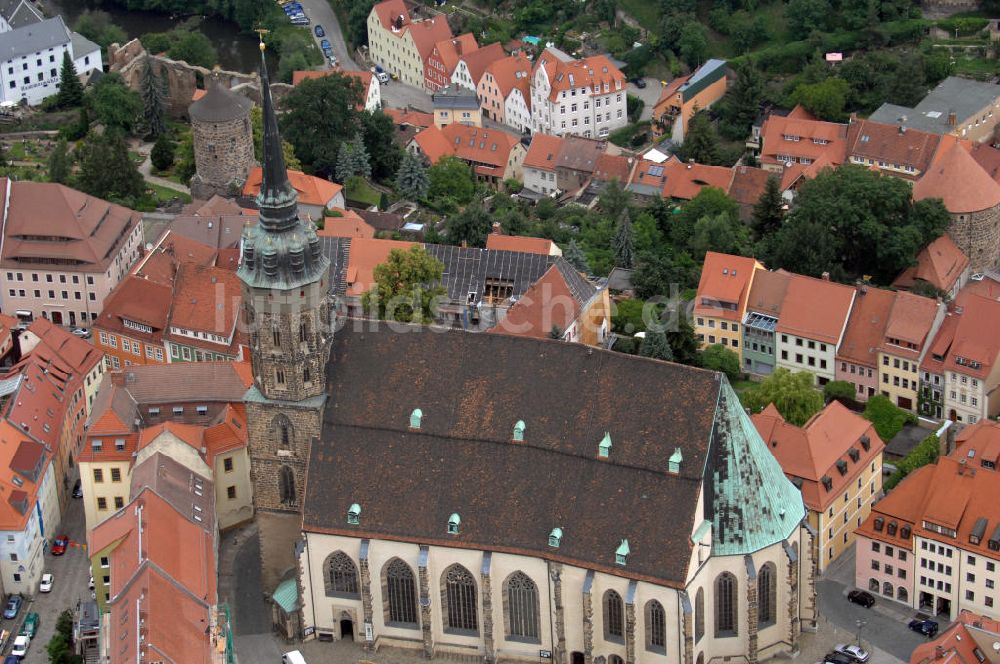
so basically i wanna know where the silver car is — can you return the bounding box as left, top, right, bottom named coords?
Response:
left=834, top=644, right=871, bottom=663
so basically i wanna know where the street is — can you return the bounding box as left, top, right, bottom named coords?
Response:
left=3, top=496, right=92, bottom=663
left=629, top=76, right=663, bottom=122
left=295, top=0, right=360, bottom=71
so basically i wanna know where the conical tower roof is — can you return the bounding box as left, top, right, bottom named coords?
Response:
left=913, top=141, right=1000, bottom=214
left=189, top=72, right=252, bottom=123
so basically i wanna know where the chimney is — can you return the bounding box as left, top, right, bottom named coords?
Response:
left=898, top=124, right=906, bottom=135
left=491, top=222, right=501, bottom=235
left=821, top=271, right=830, bottom=281
left=936, top=646, right=944, bottom=660
left=948, top=110, right=957, bottom=127
left=687, top=158, right=694, bottom=169
left=959, top=457, right=967, bottom=475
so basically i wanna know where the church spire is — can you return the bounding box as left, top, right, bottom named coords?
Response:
left=256, top=38, right=298, bottom=233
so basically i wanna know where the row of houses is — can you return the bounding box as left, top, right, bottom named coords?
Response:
left=695, top=247, right=1000, bottom=425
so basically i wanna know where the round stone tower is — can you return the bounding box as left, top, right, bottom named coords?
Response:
left=188, top=72, right=254, bottom=200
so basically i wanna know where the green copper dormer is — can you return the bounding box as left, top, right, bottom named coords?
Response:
left=707, top=377, right=806, bottom=556
left=615, top=539, right=630, bottom=566
left=668, top=447, right=683, bottom=474
left=347, top=503, right=361, bottom=525
left=448, top=513, right=461, bottom=534
left=513, top=420, right=526, bottom=442
left=598, top=432, right=612, bottom=458
left=237, top=38, right=329, bottom=292
left=410, top=408, right=423, bottom=429
left=548, top=527, right=563, bottom=548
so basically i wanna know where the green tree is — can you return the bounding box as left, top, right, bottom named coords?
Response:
left=750, top=175, right=784, bottom=242
left=639, top=329, right=674, bottom=361
left=233, top=0, right=270, bottom=30
left=691, top=211, right=751, bottom=260
left=700, top=343, right=740, bottom=380
left=884, top=433, right=938, bottom=491
left=668, top=315, right=701, bottom=366
left=823, top=379, right=858, bottom=405
left=87, top=73, right=142, bottom=134
left=280, top=74, right=365, bottom=177
left=56, top=52, right=83, bottom=108
left=150, top=133, right=175, bottom=171
left=395, top=152, right=429, bottom=200
left=77, top=131, right=146, bottom=204
left=613, top=209, right=635, bottom=268
left=632, top=249, right=700, bottom=298
left=347, top=0, right=378, bottom=47
left=863, top=394, right=916, bottom=441
left=167, top=30, right=217, bottom=68
left=719, top=61, right=764, bottom=140
left=249, top=106, right=301, bottom=170
left=741, top=368, right=824, bottom=425
left=277, top=50, right=310, bottom=85
left=361, top=246, right=447, bottom=323
left=678, top=111, right=720, bottom=165
left=362, top=111, right=403, bottom=180
left=73, top=10, right=126, bottom=52
left=175, top=131, right=197, bottom=182
left=138, top=59, right=166, bottom=138
left=336, top=134, right=371, bottom=183
left=428, top=156, right=476, bottom=206
left=673, top=187, right=739, bottom=250
left=446, top=199, right=492, bottom=247
left=61, top=106, right=90, bottom=141
left=784, top=0, right=829, bottom=34
left=564, top=239, right=591, bottom=273
left=598, top=179, right=630, bottom=220
left=47, top=139, right=71, bottom=184
left=791, top=77, right=851, bottom=121
left=678, top=21, right=709, bottom=67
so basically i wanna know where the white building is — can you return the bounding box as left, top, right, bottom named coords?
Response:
left=0, top=16, right=101, bottom=106
left=530, top=48, right=627, bottom=139
left=0, top=448, right=60, bottom=596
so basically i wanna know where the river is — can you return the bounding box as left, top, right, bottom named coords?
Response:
left=45, top=0, right=268, bottom=73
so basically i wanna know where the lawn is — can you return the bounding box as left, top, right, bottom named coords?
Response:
left=346, top=178, right=383, bottom=209
left=619, top=0, right=658, bottom=31
left=147, top=183, right=192, bottom=205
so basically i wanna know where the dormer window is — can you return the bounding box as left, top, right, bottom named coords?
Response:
left=347, top=503, right=361, bottom=525
left=848, top=448, right=860, bottom=462
left=513, top=420, right=526, bottom=443
left=410, top=408, right=423, bottom=429
left=91, top=439, right=102, bottom=452
left=860, top=435, right=871, bottom=451
left=886, top=521, right=898, bottom=536
left=821, top=476, right=832, bottom=491
left=668, top=447, right=682, bottom=474
left=873, top=517, right=884, bottom=532
left=598, top=432, right=612, bottom=458
left=549, top=527, right=563, bottom=548
left=836, top=460, right=848, bottom=476
left=615, top=539, right=630, bottom=566
left=448, top=513, right=461, bottom=535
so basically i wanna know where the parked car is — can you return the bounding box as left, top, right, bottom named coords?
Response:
left=290, top=16, right=310, bottom=24
left=314, top=25, right=325, bottom=37
left=282, top=3, right=302, bottom=12
left=2, top=595, right=21, bottom=620
left=3, top=656, right=18, bottom=664
left=72, top=479, right=83, bottom=499
left=824, top=652, right=854, bottom=664
left=629, top=77, right=646, bottom=88
left=320, top=39, right=331, bottom=50
left=71, top=327, right=90, bottom=338
left=834, top=645, right=870, bottom=663
left=88, top=575, right=94, bottom=590
left=51, top=535, right=68, bottom=556
left=847, top=590, right=875, bottom=608
left=19, top=612, right=38, bottom=638
left=10, top=635, right=28, bottom=658
left=39, top=574, right=53, bottom=593
left=909, top=619, right=939, bottom=637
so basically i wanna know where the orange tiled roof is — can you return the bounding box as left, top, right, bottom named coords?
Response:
left=384, top=107, right=434, bottom=129
left=243, top=167, right=343, bottom=210
left=752, top=401, right=884, bottom=511
left=836, top=285, right=895, bottom=368
left=693, top=252, right=760, bottom=322
left=942, top=293, right=1000, bottom=378
left=880, top=290, right=940, bottom=359
left=911, top=611, right=1000, bottom=664
left=164, top=263, right=242, bottom=349
left=415, top=124, right=522, bottom=172
left=432, top=33, right=478, bottom=77
left=372, top=0, right=410, bottom=31
left=727, top=165, right=772, bottom=208
left=845, top=119, right=942, bottom=177
left=775, top=274, right=856, bottom=344
left=487, top=264, right=579, bottom=340
left=921, top=310, right=959, bottom=375
left=523, top=133, right=563, bottom=170
left=893, top=235, right=970, bottom=294
left=485, top=233, right=558, bottom=255
left=660, top=158, right=733, bottom=201
left=653, top=74, right=689, bottom=111
left=457, top=43, right=505, bottom=88
left=534, top=49, right=626, bottom=103
left=952, top=420, right=1000, bottom=472
left=759, top=112, right=848, bottom=167
left=914, top=141, right=1000, bottom=213
left=483, top=53, right=532, bottom=104
left=343, top=237, right=418, bottom=296
left=318, top=209, right=375, bottom=239
left=592, top=153, right=632, bottom=183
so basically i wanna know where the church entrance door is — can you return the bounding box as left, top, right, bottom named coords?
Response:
left=340, top=617, right=354, bottom=641
left=571, top=653, right=585, bottom=664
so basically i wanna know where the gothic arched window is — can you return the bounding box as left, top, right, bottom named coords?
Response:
left=278, top=465, right=295, bottom=505
left=646, top=599, right=666, bottom=652
left=758, top=562, right=776, bottom=627
left=272, top=415, right=293, bottom=447
left=505, top=571, right=539, bottom=641
left=299, top=317, right=310, bottom=344
left=443, top=564, right=478, bottom=633
left=695, top=588, right=705, bottom=642
left=324, top=551, right=359, bottom=597
left=714, top=572, right=737, bottom=637
left=604, top=589, right=624, bottom=641
left=384, top=558, right=418, bottom=626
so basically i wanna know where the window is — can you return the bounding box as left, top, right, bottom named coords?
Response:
left=604, top=589, right=624, bottom=641
left=100, top=556, right=109, bottom=568
left=227, top=486, right=236, bottom=500
left=93, top=468, right=104, bottom=483
left=695, top=588, right=705, bottom=642
left=223, top=457, right=233, bottom=473
left=715, top=572, right=737, bottom=636
left=110, top=468, right=121, bottom=482
left=324, top=551, right=359, bottom=597
left=646, top=600, right=666, bottom=652
left=279, top=465, right=295, bottom=505
left=97, top=497, right=107, bottom=510
left=444, top=564, right=478, bottom=633
left=114, top=496, right=124, bottom=509
left=506, top=571, right=539, bottom=641
left=758, top=563, right=776, bottom=627
left=385, top=558, right=418, bottom=626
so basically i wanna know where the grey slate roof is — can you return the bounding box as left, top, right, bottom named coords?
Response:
left=70, top=31, right=99, bottom=64
left=431, top=84, right=480, bottom=110
left=869, top=77, right=1000, bottom=135
left=0, top=0, right=41, bottom=30
left=0, top=16, right=69, bottom=63
left=188, top=78, right=253, bottom=123
left=317, top=235, right=351, bottom=295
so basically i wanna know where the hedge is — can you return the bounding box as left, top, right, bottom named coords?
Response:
left=862, top=394, right=917, bottom=442
left=884, top=433, right=939, bottom=491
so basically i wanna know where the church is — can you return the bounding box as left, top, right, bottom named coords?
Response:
left=238, top=45, right=818, bottom=664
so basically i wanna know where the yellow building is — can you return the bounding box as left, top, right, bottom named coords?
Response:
left=878, top=292, right=943, bottom=412
left=367, top=0, right=451, bottom=89
left=752, top=401, right=885, bottom=572
left=693, top=252, right=763, bottom=363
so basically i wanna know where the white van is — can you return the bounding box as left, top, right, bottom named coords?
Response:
left=281, top=651, right=307, bottom=664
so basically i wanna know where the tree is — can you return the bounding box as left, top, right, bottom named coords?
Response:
left=823, top=379, right=858, bottom=405
left=613, top=209, right=635, bottom=268
left=150, top=133, right=175, bottom=171
left=362, top=111, right=403, bottom=180
left=690, top=211, right=751, bottom=260
left=250, top=106, right=301, bottom=171
left=719, top=61, right=764, bottom=140
left=750, top=175, right=784, bottom=241
left=678, top=21, right=709, bottom=67
left=791, top=77, right=851, bottom=121
left=564, top=239, right=591, bottom=273
left=167, top=30, right=217, bottom=69
left=396, top=152, right=429, bottom=200
left=428, top=156, right=476, bottom=206
left=73, top=10, right=126, bottom=51
left=56, top=52, right=83, bottom=108
left=784, top=0, right=829, bottom=34
left=361, top=246, right=447, bottom=323
left=77, top=131, right=145, bottom=204
left=673, top=187, right=739, bottom=250
left=741, top=368, right=824, bottom=426
left=678, top=111, right=720, bottom=165
left=138, top=59, right=166, bottom=138
left=281, top=75, right=365, bottom=177
left=632, top=249, right=700, bottom=298
left=87, top=74, right=142, bottom=134
left=863, top=394, right=916, bottom=442
left=61, top=106, right=90, bottom=141
left=336, top=134, right=371, bottom=182
left=640, top=329, right=674, bottom=361
left=598, top=179, right=630, bottom=220
left=446, top=199, right=492, bottom=247
left=667, top=315, right=701, bottom=366
left=175, top=131, right=197, bottom=182
left=47, top=139, right=71, bottom=184
left=277, top=50, right=310, bottom=85
left=700, top=343, right=740, bottom=380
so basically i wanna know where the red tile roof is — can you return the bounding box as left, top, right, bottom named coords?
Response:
left=485, top=233, right=558, bottom=255
left=406, top=16, right=453, bottom=62
left=911, top=611, right=1000, bottom=664
left=776, top=274, right=856, bottom=344
left=384, top=107, right=434, bottom=128
left=845, top=119, right=942, bottom=177
left=727, top=165, right=772, bottom=208
left=414, top=124, right=522, bottom=174
left=914, top=141, right=1000, bottom=213
left=243, top=167, right=343, bottom=210
left=942, top=293, right=1000, bottom=379
left=163, top=263, right=244, bottom=356
left=343, top=238, right=418, bottom=296
left=592, top=153, right=632, bottom=184
left=483, top=54, right=532, bottom=104
left=534, top=49, right=626, bottom=102
left=881, top=291, right=940, bottom=359
left=694, top=252, right=760, bottom=322
left=487, top=264, right=579, bottom=339
left=523, top=133, right=563, bottom=170
left=318, top=209, right=376, bottom=239
left=660, top=158, right=733, bottom=201
left=836, top=285, right=895, bottom=368
left=431, top=33, right=478, bottom=78
left=952, top=420, right=1000, bottom=472
left=893, top=235, right=970, bottom=294
left=457, top=42, right=506, bottom=88
left=372, top=0, right=410, bottom=31
left=759, top=112, right=848, bottom=168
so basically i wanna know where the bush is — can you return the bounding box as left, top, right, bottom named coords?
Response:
left=823, top=380, right=858, bottom=406
left=862, top=394, right=917, bottom=442
left=883, top=433, right=938, bottom=491
left=937, top=17, right=987, bottom=37
left=150, top=134, right=175, bottom=171
left=626, top=94, right=645, bottom=123
left=700, top=344, right=740, bottom=381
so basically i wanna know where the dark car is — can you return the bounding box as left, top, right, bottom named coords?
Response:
left=4, top=656, right=18, bottom=664
left=825, top=653, right=854, bottom=664
left=2, top=594, right=22, bottom=619
left=320, top=39, right=331, bottom=50
left=909, top=619, right=939, bottom=637
left=72, top=479, right=82, bottom=499
left=314, top=25, right=325, bottom=38
left=630, top=77, right=647, bottom=88
left=847, top=590, right=875, bottom=608
left=51, top=535, right=68, bottom=556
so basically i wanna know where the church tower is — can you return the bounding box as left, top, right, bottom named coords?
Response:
left=238, top=40, right=332, bottom=590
